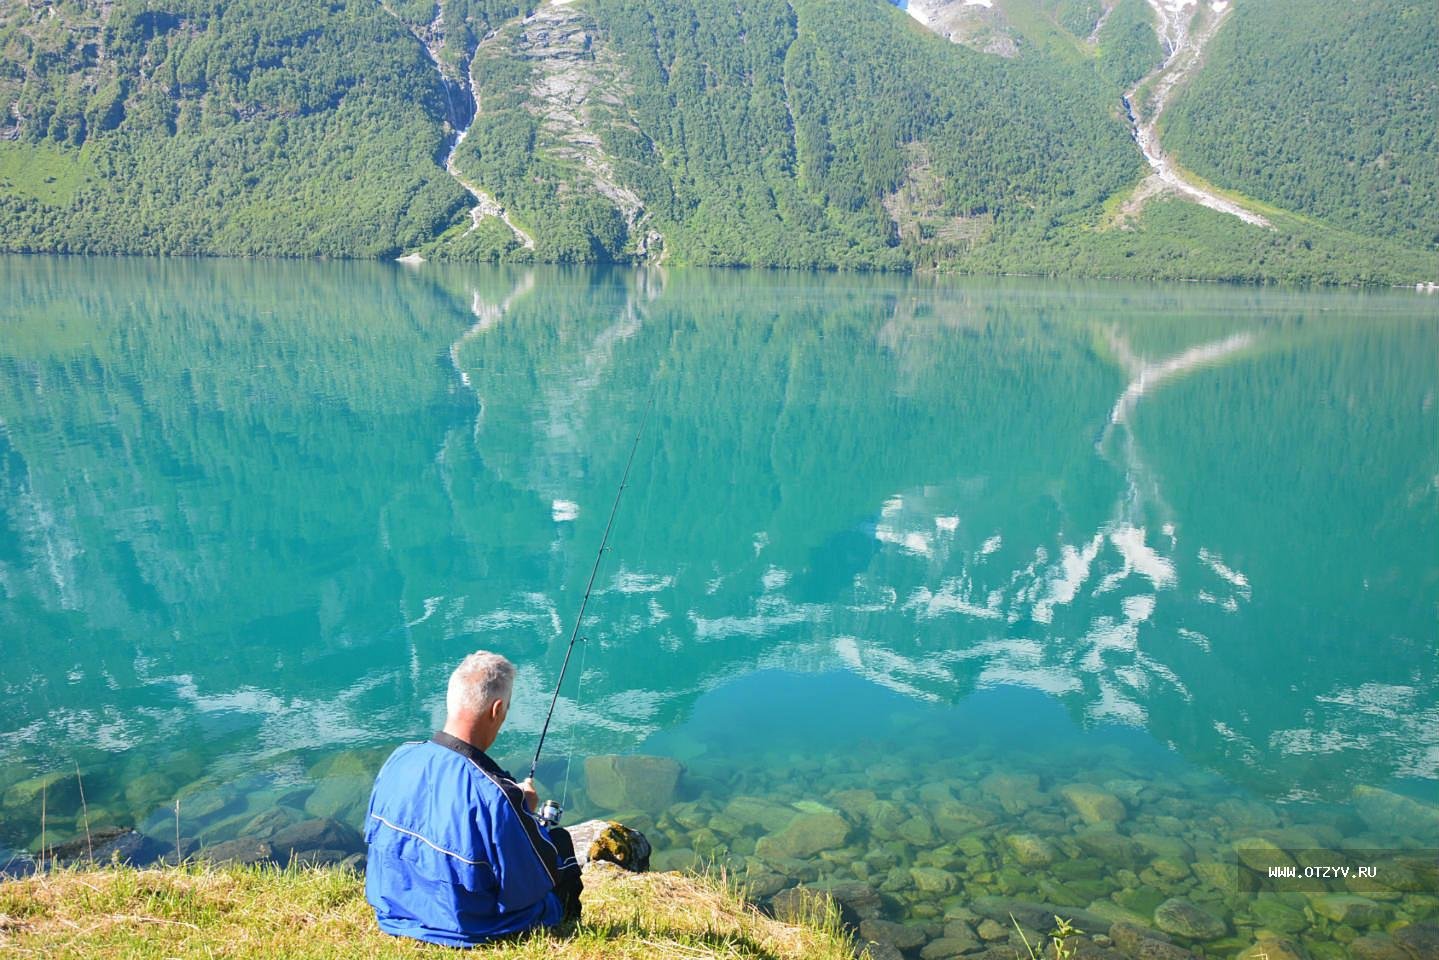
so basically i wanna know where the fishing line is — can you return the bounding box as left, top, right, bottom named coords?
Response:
left=530, top=390, right=656, bottom=823
left=558, top=629, right=590, bottom=810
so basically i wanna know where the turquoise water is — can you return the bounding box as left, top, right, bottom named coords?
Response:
left=1, top=257, right=1436, bottom=954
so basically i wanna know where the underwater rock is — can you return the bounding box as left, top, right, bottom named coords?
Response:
left=866, top=799, right=908, bottom=840
left=1353, top=786, right=1439, bottom=838
left=1234, top=837, right=1296, bottom=873
left=815, top=879, right=883, bottom=920
left=910, top=867, right=956, bottom=894
left=89, top=829, right=158, bottom=866
left=939, top=920, right=983, bottom=951
left=1309, top=894, right=1387, bottom=927
left=970, top=896, right=1111, bottom=937
left=1007, top=833, right=1057, bottom=866
left=1236, top=937, right=1310, bottom=960
left=1246, top=897, right=1308, bottom=935
left=918, top=782, right=957, bottom=806
left=723, top=796, right=796, bottom=832
left=976, top=918, right=1008, bottom=941
left=166, top=782, right=237, bottom=830
left=1115, top=886, right=1168, bottom=916
left=898, top=815, right=936, bottom=846
left=584, top=755, right=682, bottom=813
left=920, top=936, right=976, bottom=959
left=829, top=789, right=877, bottom=820
left=1060, top=784, right=1127, bottom=825
left=240, top=806, right=302, bottom=840
left=1110, top=921, right=1174, bottom=954
left=307, top=747, right=388, bottom=780
left=862, top=917, right=929, bottom=950
left=934, top=802, right=998, bottom=839
left=769, top=884, right=836, bottom=924
left=270, top=818, right=361, bottom=861
left=1150, top=858, right=1190, bottom=882
left=1216, top=799, right=1280, bottom=830
left=124, top=772, right=175, bottom=810
left=1393, top=923, right=1439, bottom=960
left=650, top=847, right=697, bottom=872
left=1347, top=935, right=1411, bottom=960
left=1131, top=833, right=1193, bottom=862
left=301, top=777, right=371, bottom=822
left=4, top=771, right=81, bottom=812
left=1153, top=898, right=1227, bottom=941
left=744, top=871, right=788, bottom=899
left=1074, top=828, right=1142, bottom=867
left=1192, top=860, right=1241, bottom=891
left=199, top=837, right=273, bottom=866
left=981, top=773, right=1044, bottom=814
left=754, top=810, right=849, bottom=860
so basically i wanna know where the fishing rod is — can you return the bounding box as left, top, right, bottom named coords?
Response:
left=530, top=393, right=654, bottom=826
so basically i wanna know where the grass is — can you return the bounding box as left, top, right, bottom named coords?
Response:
left=0, top=861, right=862, bottom=959
left=0, top=141, right=96, bottom=206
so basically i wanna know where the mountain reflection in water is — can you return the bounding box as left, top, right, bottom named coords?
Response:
left=0, top=258, right=1435, bottom=861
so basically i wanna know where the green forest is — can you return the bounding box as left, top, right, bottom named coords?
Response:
left=0, top=0, right=1433, bottom=281
left=1162, top=0, right=1438, bottom=251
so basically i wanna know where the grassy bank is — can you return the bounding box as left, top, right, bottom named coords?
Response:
left=0, top=861, right=860, bottom=959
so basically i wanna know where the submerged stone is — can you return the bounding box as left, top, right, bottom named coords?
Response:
left=1192, top=860, right=1241, bottom=891
left=754, top=810, right=849, bottom=860
left=1060, top=784, right=1127, bottom=825
left=1309, top=894, right=1387, bottom=927
left=584, top=755, right=683, bottom=813
left=1353, top=786, right=1439, bottom=838
left=302, top=776, right=369, bottom=823
left=921, top=936, right=976, bottom=959
left=911, top=867, right=957, bottom=894
left=1006, top=832, right=1057, bottom=866
left=200, top=837, right=273, bottom=866
left=1393, top=922, right=1439, bottom=960
left=4, top=771, right=81, bottom=813
left=1236, top=937, right=1310, bottom=960
left=1109, top=920, right=1174, bottom=954
left=124, top=772, right=175, bottom=810
left=769, top=885, right=836, bottom=924
left=1234, top=837, right=1296, bottom=873
left=829, top=789, right=877, bottom=820
left=744, top=871, right=788, bottom=899
left=1153, top=897, right=1228, bottom=941
left=1247, top=897, right=1308, bottom=935
left=861, top=917, right=928, bottom=950
left=898, top=815, right=935, bottom=846
left=980, top=773, right=1044, bottom=814
left=724, top=796, right=796, bottom=832
left=1117, top=887, right=1169, bottom=917
left=270, top=817, right=361, bottom=861
left=1074, top=828, right=1142, bottom=867
left=1347, top=935, right=1411, bottom=960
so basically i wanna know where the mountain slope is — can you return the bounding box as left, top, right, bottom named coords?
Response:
left=1161, top=0, right=1439, bottom=250
left=0, top=0, right=1432, bottom=281
left=0, top=0, right=466, bottom=257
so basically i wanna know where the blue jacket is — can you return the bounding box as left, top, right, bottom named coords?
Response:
left=364, top=732, right=573, bottom=946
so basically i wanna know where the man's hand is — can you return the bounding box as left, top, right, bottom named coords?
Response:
left=518, top=777, right=538, bottom=813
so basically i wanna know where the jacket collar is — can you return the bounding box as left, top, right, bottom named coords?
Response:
left=431, top=730, right=510, bottom=779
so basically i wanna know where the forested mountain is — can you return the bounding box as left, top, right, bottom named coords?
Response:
left=0, top=0, right=1432, bottom=281
left=1162, top=0, right=1438, bottom=250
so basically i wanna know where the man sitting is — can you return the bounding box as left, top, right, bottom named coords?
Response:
left=365, top=650, right=582, bottom=946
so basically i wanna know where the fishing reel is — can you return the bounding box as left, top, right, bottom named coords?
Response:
left=536, top=798, right=563, bottom=828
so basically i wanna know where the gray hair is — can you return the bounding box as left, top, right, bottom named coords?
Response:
left=446, top=650, right=515, bottom=717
